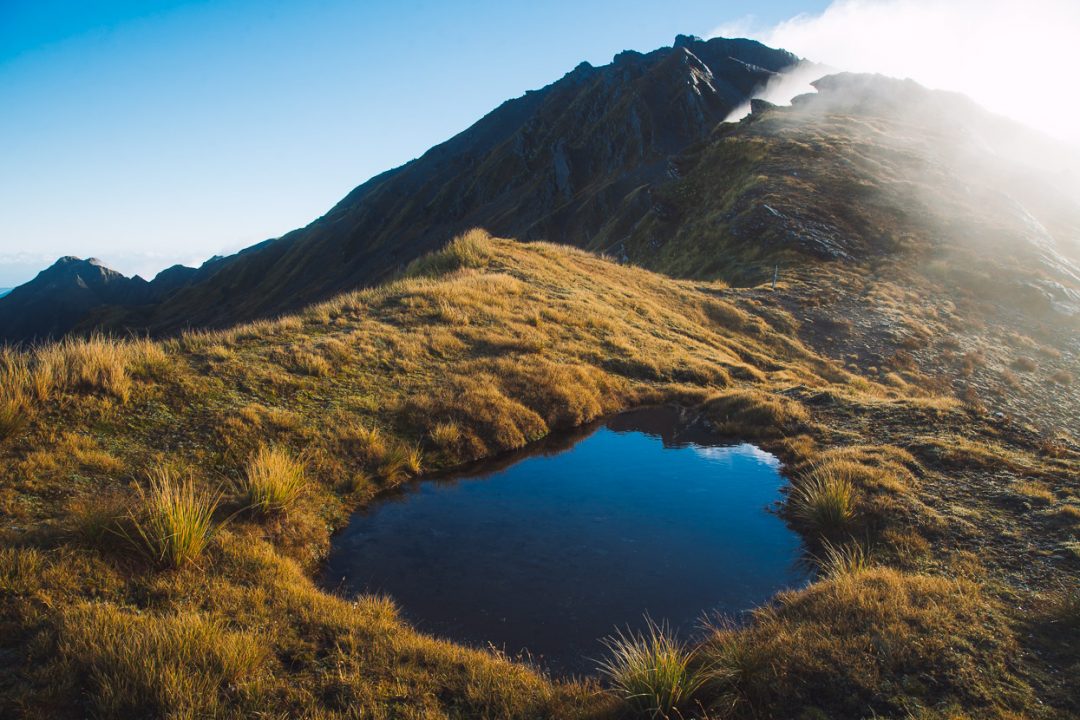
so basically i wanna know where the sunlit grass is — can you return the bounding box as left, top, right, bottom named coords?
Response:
left=817, top=539, right=873, bottom=577
left=790, top=464, right=857, bottom=534
left=597, top=617, right=706, bottom=719
left=0, top=394, right=29, bottom=441
left=377, top=443, right=423, bottom=483
left=241, top=446, right=306, bottom=515
left=123, top=467, right=222, bottom=568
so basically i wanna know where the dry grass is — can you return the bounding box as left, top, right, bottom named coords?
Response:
left=58, top=603, right=269, bottom=719
left=122, top=467, right=222, bottom=568
left=0, top=233, right=1068, bottom=718
left=692, top=569, right=1031, bottom=718
left=0, top=394, right=29, bottom=441
left=817, top=539, right=874, bottom=577
left=702, top=389, right=808, bottom=437
left=241, top=446, right=306, bottom=515
left=405, top=228, right=494, bottom=278
left=597, top=617, right=707, bottom=719
left=789, top=464, right=858, bottom=535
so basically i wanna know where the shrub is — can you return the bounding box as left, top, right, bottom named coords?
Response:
left=241, top=446, right=306, bottom=515
left=123, top=468, right=221, bottom=568
left=790, top=465, right=857, bottom=534
left=1011, top=356, right=1037, bottom=372
left=1049, top=369, right=1073, bottom=385
left=597, top=617, right=706, bottom=719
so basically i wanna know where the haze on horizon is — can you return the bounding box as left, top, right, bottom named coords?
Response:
left=1, top=0, right=1077, bottom=289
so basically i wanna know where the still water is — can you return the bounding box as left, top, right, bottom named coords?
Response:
left=323, top=406, right=808, bottom=673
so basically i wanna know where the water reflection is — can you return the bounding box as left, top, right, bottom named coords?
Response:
left=323, top=406, right=809, bottom=674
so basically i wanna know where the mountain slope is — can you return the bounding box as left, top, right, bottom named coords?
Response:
left=1, top=234, right=1076, bottom=717
left=0, top=35, right=797, bottom=341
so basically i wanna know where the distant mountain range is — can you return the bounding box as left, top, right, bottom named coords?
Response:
left=1, top=34, right=1078, bottom=344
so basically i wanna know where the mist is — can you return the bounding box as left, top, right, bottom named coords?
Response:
left=711, top=0, right=1080, bottom=147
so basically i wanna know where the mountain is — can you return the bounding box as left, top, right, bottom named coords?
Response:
left=2, top=40, right=1079, bottom=434
left=1, top=35, right=1079, bottom=720
left=0, top=289, right=10, bottom=299
left=0, top=34, right=799, bottom=342
left=0, top=257, right=155, bottom=343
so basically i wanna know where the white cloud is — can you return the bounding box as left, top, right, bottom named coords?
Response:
left=710, top=0, right=1080, bottom=146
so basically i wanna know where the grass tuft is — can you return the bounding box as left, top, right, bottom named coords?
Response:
left=59, top=603, right=267, bottom=718
left=597, top=617, right=707, bottom=719
left=790, top=464, right=858, bottom=534
left=123, top=467, right=221, bottom=568
left=698, top=622, right=770, bottom=716
left=0, top=394, right=30, bottom=441
left=405, top=228, right=494, bottom=277
left=241, top=446, right=306, bottom=516
left=817, top=539, right=873, bottom=577
left=377, top=443, right=422, bottom=483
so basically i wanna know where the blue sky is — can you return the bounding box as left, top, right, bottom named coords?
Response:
left=0, top=0, right=830, bottom=286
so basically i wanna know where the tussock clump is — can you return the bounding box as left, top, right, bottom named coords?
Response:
left=698, top=622, right=771, bottom=716
left=909, top=434, right=1026, bottom=471
left=429, top=420, right=462, bottom=450
left=241, top=446, right=306, bottom=515
left=59, top=603, right=268, bottom=718
left=790, top=464, right=858, bottom=535
left=409, top=373, right=548, bottom=458
left=123, top=468, right=221, bottom=568
left=703, top=389, right=808, bottom=437
left=377, top=443, right=422, bottom=484
left=598, top=617, right=706, bottom=719
left=494, top=358, right=625, bottom=429
left=335, top=423, right=388, bottom=465
left=716, top=569, right=1032, bottom=718
left=70, top=490, right=129, bottom=549
left=0, top=546, right=45, bottom=596
left=35, top=335, right=139, bottom=401
left=286, top=347, right=331, bottom=377
left=818, top=539, right=873, bottom=577
left=405, top=228, right=494, bottom=278
left=0, top=394, right=30, bottom=441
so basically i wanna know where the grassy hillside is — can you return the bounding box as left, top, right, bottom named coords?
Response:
left=1, top=232, right=1077, bottom=719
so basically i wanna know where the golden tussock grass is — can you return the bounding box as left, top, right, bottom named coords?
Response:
left=789, top=463, right=858, bottom=535
left=241, top=446, right=306, bottom=515
left=121, top=467, right=222, bottom=568
left=58, top=603, right=269, bottom=719
left=597, top=617, right=707, bottom=719
left=0, top=231, right=1064, bottom=718
left=695, top=568, right=1032, bottom=718
left=702, top=388, right=809, bottom=437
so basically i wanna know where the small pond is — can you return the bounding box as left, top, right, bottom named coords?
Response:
left=323, top=406, right=809, bottom=674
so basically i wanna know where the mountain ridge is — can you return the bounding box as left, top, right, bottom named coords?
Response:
left=0, top=34, right=798, bottom=342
